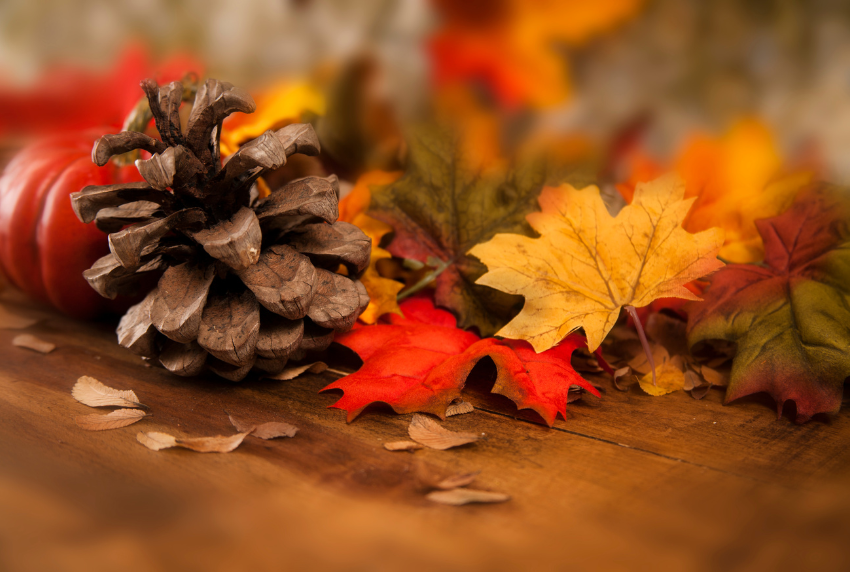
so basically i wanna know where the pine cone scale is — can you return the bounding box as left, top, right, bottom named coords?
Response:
left=255, top=176, right=339, bottom=232
left=71, top=181, right=171, bottom=223
left=236, top=245, right=317, bottom=319
left=288, top=221, right=371, bottom=274
left=149, top=262, right=214, bottom=343
left=187, top=206, right=261, bottom=271
left=197, top=288, right=260, bottom=367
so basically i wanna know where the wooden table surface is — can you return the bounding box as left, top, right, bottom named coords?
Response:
left=1, top=290, right=849, bottom=572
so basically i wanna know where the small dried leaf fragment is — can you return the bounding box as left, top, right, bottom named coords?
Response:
left=137, top=431, right=250, bottom=453
left=136, top=431, right=177, bottom=451
left=12, top=334, right=55, bottom=354
left=75, top=409, right=145, bottom=431
left=0, top=305, right=39, bottom=329
left=701, top=365, right=729, bottom=387
left=638, top=362, right=686, bottom=396
left=263, top=361, right=328, bottom=381
left=683, top=370, right=701, bottom=391
left=408, top=414, right=481, bottom=450
left=435, top=472, right=480, bottom=490
left=252, top=422, right=298, bottom=439
left=469, top=174, right=724, bottom=352
left=445, top=401, right=474, bottom=417
left=426, top=489, right=510, bottom=506
left=228, top=414, right=298, bottom=439
left=72, top=376, right=143, bottom=408
left=383, top=440, right=424, bottom=451
left=613, top=366, right=632, bottom=391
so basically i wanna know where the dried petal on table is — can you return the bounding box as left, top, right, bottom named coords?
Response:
left=613, top=366, right=632, bottom=391
left=228, top=414, right=298, bottom=439
left=435, top=472, right=480, bottom=490
left=12, top=334, right=55, bottom=354
left=136, top=431, right=177, bottom=451
left=383, top=440, right=424, bottom=452
left=408, top=414, right=481, bottom=450
left=137, top=431, right=250, bottom=453
left=426, top=489, right=510, bottom=505
left=690, top=383, right=712, bottom=400
left=445, top=401, right=474, bottom=417
left=72, top=376, right=144, bottom=408
left=75, top=408, right=146, bottom=431
left=263, top=361, right=328, bottom=381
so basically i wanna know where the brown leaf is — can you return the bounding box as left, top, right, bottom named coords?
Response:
left=701, top=365, right=730, bottom=387
left=383, top=440, right=424, bottom=451
left=252, top=422, right=298, bottom=439
left=408, top=414, right=481, bottom=450
left=426, top=489, right=510, bottom=505
left=683, top=370, right=701, bottom=392
left=72, top=376, right=144, bottom=408
left=690, top=383, right=712, bottom=400
left=613, top=366, right=632, bottom=391
left=228, top=414, right=298, bottom=439
left=445, top=401, right=474, bottom=417
left=136, top=431, right=250, bottom=453
left=12, top=334, right=55, bottom=354
left=0, top=305, right=39, bottom=329
left=75, top=409, right=145, bottom=431
left=263, top=361, right=328, bottom=381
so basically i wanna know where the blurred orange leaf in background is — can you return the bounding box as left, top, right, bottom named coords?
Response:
left=220, top=81, right=325, bottom=157
left=429, top=0, right=644, bottom=110
left=618, top=119, right=813, bottom=263
left=338, top=170, right=404, bottom=323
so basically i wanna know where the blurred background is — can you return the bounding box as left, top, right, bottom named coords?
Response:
left=3, top=0, right=850, bottom=183
left=2, top=1, right=850, bottom=570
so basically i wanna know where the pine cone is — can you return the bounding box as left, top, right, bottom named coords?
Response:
left=71, top=78, right=370, bottom=381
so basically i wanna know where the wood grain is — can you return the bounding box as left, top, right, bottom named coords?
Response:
left=1, top=291, right=849, bottom=571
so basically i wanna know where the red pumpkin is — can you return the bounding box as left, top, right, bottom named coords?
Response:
left=0, top=130, right=142, bottom=318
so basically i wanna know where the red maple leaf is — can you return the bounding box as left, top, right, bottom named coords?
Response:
left=687, top=185, right=850, bottom=422
left=323, top=295, right=601, bottom=425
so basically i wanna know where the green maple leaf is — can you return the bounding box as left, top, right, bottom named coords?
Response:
left=369, top=126, right=593, bottom=335
left=687, top=184, right=850, bottom=422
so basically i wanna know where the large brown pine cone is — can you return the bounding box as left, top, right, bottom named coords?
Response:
left=71, top=78, right=370, bottom=381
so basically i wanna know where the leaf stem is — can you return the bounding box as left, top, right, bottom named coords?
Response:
left=625, top=305, right=656, bottom=386
left=397, top=257, right=452, bottom=301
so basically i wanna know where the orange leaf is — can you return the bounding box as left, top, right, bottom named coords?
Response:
left=619, top=119, right=813, bottom=264
left=338, top=170, right=405, bottom=323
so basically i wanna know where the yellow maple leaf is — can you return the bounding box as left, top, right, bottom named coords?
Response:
left=338, top=170, right=404, bottom=323
left=468, top=174, right=724, bottom=353
left=638, top=362, right=686, bottom=396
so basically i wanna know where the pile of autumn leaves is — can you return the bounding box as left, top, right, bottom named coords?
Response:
left=325, top=125, right=850, bottom=425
